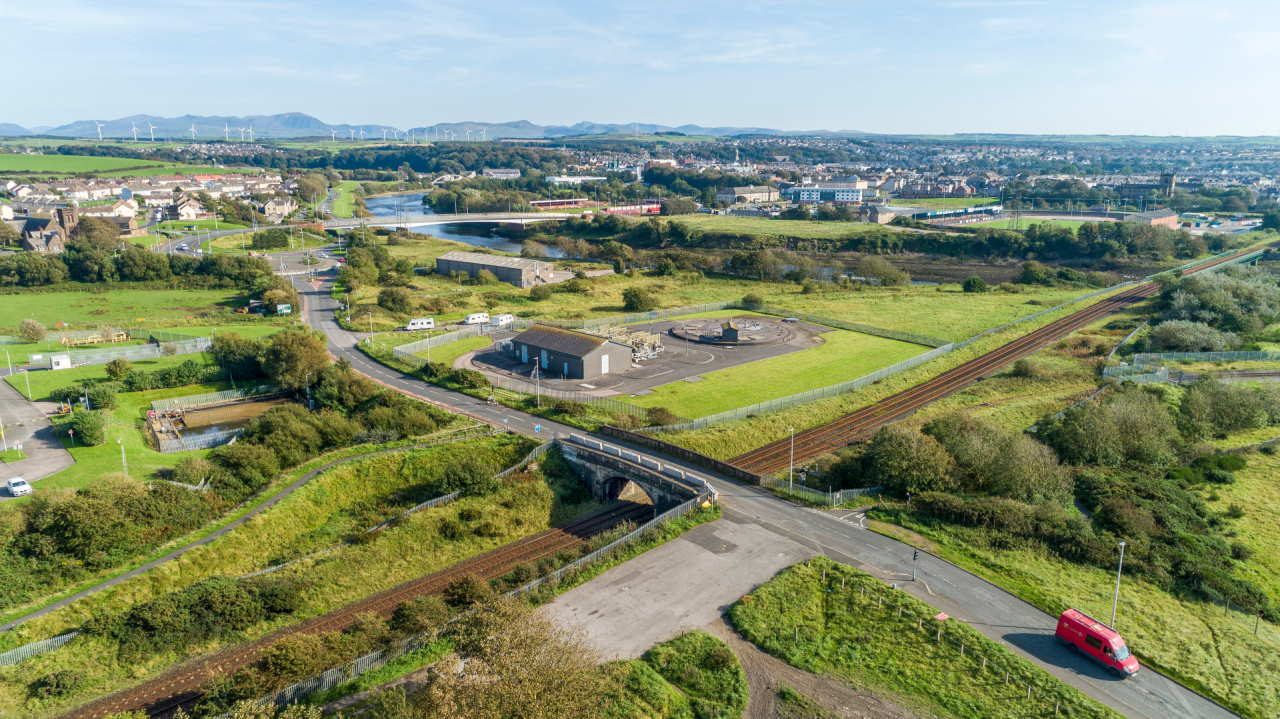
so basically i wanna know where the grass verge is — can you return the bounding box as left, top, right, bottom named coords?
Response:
left=730, top=557, right=1122, bottom=719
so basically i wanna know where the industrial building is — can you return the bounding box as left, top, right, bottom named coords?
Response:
left=435, top=250, right=553, bottom=288
left=510, top=325, right=634, bottom=380
left=715, top=185, right=779, bottom=204
left=1123, top=208, right=1179, bottom=229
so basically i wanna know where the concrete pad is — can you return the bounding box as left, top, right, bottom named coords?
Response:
left=542, top=518, right=815, bottom=659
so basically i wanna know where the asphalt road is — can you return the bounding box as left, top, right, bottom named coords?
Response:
left=0, top=371, right=73, bottom=498
left=292, top=268, right=1241, bottom=719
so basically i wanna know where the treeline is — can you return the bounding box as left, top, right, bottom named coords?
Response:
left=549, top=212, right=1233, bottom=265
left=0, top=219, right=285, bottom=290
left=1135, top=266, right=1280, bottom=352
left=642, top=165, right=765, bottom=205
left=845, top=381, right=1280, bottom=619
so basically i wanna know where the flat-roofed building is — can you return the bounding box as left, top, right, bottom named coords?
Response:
left=434, top=250, right=553, bottom=288
left=1123, top=208, right=1179, bottom=229
left=510, top=325, right=632, bottom=380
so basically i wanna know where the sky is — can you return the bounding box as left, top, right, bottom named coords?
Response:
left=5, top=0, right=1280, bottom=135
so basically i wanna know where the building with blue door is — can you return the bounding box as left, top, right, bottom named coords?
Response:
left=510, top=325, right=633, bottom=380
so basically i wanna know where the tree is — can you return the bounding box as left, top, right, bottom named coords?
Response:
left=740, top=293, right=764, bottom=309
left=209, top=333, right=267, bottom=379
left=862, top=425, right=955, bottom=496
left=1146, top=320, right=1239, bottom=352
left=0, top=219, right=18, bottom=248
left=408, top=598, right=606, bottom=719
left=622, top=287, right=658, bottom=312
left=1262, top=210, right=1280, bottom=231
left=259, top=328, right=329, bottom=391
left=104, top=358, right=133, bottom=381
left=442, top=575, right=495, bottom=608
left=17, top=318, right=47, bottom=342
left=69, top=409, right=107, bottom=446
left=529, top=284, right=553, bottom=301
left=69, top=217, right=123, bottom=252
left=390, top=596, right=451, bottom=637
left=962, top=275, right=988, bottom=293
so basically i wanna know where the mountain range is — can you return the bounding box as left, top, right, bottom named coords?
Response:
left=0, top=113, right=855, bottom=140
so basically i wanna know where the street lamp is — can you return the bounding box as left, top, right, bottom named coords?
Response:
left=788, top=427, right=796, bottom=493
left=1111, top=540, right=1126, bottom=628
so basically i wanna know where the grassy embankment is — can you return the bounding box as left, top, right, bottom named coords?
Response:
left=972, top=218, right=1092, bottom=231
left=331, top=180, right=362, bottom=218
left=604, top=630, right=748, bottom=719
left=730, top=557, right=1123, bottom=719
left=891, top=197, right=1000, bottom=209
left=154, top=219, right=248, bottom=232
left=208, top=230, right=332, bottom=255
left=1, top=434, right=602, bottom=718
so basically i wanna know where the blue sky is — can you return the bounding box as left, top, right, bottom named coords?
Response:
left=5, top=0, right=1279, bottom=134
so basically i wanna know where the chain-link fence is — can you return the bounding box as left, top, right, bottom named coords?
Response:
left=644, top=343, right=955, bottom=433
left=156, top=428, right=244, bottom=453
left=748, top=304, right=948, bottom=347
left=36, top=336, right=211, bottom=368
left=1131, top=350, right=1280, bottom=365
left=759, top=477, right=884, bottom=506
left=0, top=631, right=79, bottom=666
left=150, top=384, right=281, bottom=412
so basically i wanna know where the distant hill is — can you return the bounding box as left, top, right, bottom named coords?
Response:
left=0, top=112, right=864, bottom=140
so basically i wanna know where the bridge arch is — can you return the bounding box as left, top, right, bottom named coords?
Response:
left=556, top=436, right=705, bottom=510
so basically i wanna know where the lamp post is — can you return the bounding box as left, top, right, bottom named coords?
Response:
left=788, top=427, right=796, bottom=493
left=117, top=438, right=128, bottom=476
left=1111, top=540, right=1126, bottom=628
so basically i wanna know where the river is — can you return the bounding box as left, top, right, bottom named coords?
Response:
left=362, top=192, right=528, bottom=254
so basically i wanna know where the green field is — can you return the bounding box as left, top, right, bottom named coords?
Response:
left=606, top=631, right=748, bottom=718
left=0, top=155, right=157, bottom=173
left=127, top=234, right=167, bottom=248
left=0, top=289, right=287, bottom=335
left=627, top=314, right=923, bottom=418
left=1202, top=451, right=1280, bottom=609
left=972, top=218, right=1093, bottom=231
left=154, top=219, right=247, bottom=232
left=731, top=558, right=1122, bottom=719
left=412, top=335, right=495, bottom=368
left=892, top=197, right=1000, bottom=209
left=653, top=213, right=890, bottom=240
left=209, top=230, right=332, bottom=254
left=332, top=179, right=361, bottom=218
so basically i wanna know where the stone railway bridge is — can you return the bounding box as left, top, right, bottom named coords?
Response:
left=558, top=434, right=712, bottom=510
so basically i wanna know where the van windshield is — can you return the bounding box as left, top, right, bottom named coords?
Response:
left=1112, top=644, right=1130, bottom=660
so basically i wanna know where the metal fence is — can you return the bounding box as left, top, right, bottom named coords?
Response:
left=1131, top=350, right=1280, bottom=366
left=42, top=336, right=211, bottom=367
left=0, top=631, right=79, bottom=666
left=150, top=384, right=281, bottom=412
left=1106, top=323, right=1148, bottom=361
left=157, top=428, right=243, bottom=453
left=759, top=477, right=884, bottom=506
left=645, top=343, right=955, bottom=433
left=542, top=302, right=737, bottom=330
left=954, top=282, right=1134, bottom=350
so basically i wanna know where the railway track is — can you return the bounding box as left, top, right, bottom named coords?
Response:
left=731, top=249, right=1261, bottom=475
left=60, top=502, right=652, bottom=719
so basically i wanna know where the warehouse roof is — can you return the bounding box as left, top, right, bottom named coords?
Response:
left=1125, top=208, right=1178, bottom=222
left=437, top=250, right=547, bottom=270
left=512, top=325, right=613, bottom=358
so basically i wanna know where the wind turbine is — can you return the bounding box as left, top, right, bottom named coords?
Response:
left=358, top=128, right=365, bottom=140
left=382, top=129, right=387, bottom=141
left=224, top=123, right=230, bottom=142
left=349, top=128, right=355, bottom=140
left=247, top=126, right=254, bottom=142
left=131, top=122, right=139, bottom=142
left=147, top=122, right=156, bottom=142
left=480, top=128, right=486, bottom=142
left=465, top=129, right=471, bottom=142
left=238, top=127, right=246, bottom=141
left=95, top=122, right=105, bottom=141
left=189, top=124, right=197, bottom=141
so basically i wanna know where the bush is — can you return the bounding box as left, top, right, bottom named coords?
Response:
left=740, top=293, right=763, bottom=309
left=1147, top=320, right=1239, bottom=352
left=17, top=318, right=46, bottom=342
left=448, top=368, right=490, bottom=389
left=390, top=596, right=450, bottom=637
left=443, top=574, right=495, bottom=608
left=104, top=358, right=133, bottom=381
left=862, top=425, right=955, bottom=496
left=1231, top=541, right=1254, bottom=561
left=622, top=287, right=659, bottom=312
left=67, top=408, right=107, bottom=446
left=377, top=287, right=414, bottom=314
left=530, top=284, right=553, bottom=301
left=962, top=275, right=988, bottom=293
left=1007, top=358, right=1046, bottom=379
left=645, top=406, right=680, bottom=426
left=28, top=670, right=84, bottom=699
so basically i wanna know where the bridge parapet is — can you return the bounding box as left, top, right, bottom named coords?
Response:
left=558, top=435, right=715, bottom=509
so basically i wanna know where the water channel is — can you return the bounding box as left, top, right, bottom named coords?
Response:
left=363, top=192, right=531, bottom=254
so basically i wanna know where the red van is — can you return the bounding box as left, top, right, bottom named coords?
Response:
left=1055, top=609, right=1139, bottom=677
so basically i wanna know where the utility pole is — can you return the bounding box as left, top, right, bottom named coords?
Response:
left=117, top=438, right=128, bottom=476
left=1111, top=540, right=1126, bottom=628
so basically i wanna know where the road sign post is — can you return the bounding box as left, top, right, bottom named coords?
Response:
left=912, top=549, right=919, bottom=581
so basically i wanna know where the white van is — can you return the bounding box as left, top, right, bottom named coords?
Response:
left=5, top=477, right=32, bottom=497
left=489, top=314, right=514, bottom=328
left=463, top=312, right=490, bottom=325
left=404, top=317, right=435, bottom=331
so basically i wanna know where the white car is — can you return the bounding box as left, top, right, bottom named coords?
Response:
left=5, top=476, right=31, bottom=497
